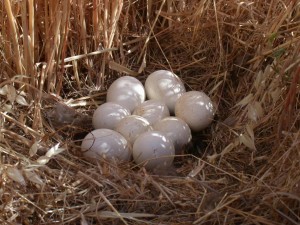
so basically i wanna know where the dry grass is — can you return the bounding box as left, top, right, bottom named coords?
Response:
left=0, top=0, right=300, bottom=224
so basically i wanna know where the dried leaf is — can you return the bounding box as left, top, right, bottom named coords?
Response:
left=221, top=143, right=235, bottom=157
left=45, top=143, right=64, bottom=158
left=18, top=90, right=27, bottom=96
left=6, top=85, right=17, bottom=103
left=2, top=104, right=13, bottom=113
left=0, top=85, right=8, bottom=95
left=270, top=88, right=281, bottom=104
left=187, top=161, right=204, bottom=178
left=29, top=141, right=39, bottom=157
left=239, top=133, right=256, bottom=150
left=6, top=167, right=26, bottom=186
left=24, top=170, right=44, bottom=185
left=206, top=153, right=218, bottom=164
left=254, top=70, right=264, bottom=90
left=247, top=104, right=256, bottom=122
left=269, top=74, right=280, bottom=90
left=36, top=156, right=50, bottom=165
left=254, top=101, right=264, bottom=117
left=255, top=65, right=274, bottom=90
left=264, top=64, right=274, bottom=77
left=247, top=101, right=263, bottom=122
left=235, top=94, right=253, bottom=107
left=16, top=95, right=29, bottom=106
left=246, top=124, right=255, bottom=140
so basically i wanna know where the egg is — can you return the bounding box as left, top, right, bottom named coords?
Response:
left=115, top=115, right=153, bottom=145
left=92, top=102, right=130, bottom=130
left=133, top=99, right=170, bottom=125
left=145, top=70, right=186, bottom=113
left=175, top=91, right=215, bottom=131
left=153, top=117, right=192, bottom=154
left=107, top=76, right=146, bottom=112
left=132, top=131, right=175, bottom=170
left=81, top=129, right=131, bottom=162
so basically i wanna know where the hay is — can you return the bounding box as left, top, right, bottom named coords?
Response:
left=0, top=0, right=299, bottom=224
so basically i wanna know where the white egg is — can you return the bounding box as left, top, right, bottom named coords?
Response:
left=81, top=129, right=131, bottom=162
left=133, top=99, right=170, bottom=125
left=175, top=91, right=215, bottom=132
left=153, top=117, right=192, bottom=154
left=132, top=131, right=175, bottom=170
left=107, top=76, right=146, bottom=112
left=92, top=102, right=130, bottom=130
left=145, top=70, right=186, bottom=113
left=115, top=115, right=153, bottom=145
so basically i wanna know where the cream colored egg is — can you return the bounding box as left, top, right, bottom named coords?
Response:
left=175, top=91, right=215, bottom=131
left=132, top=131, right=175, bottom=170
left=107, top=76, right=146, bottom=112
left=81, top=129, right=131, bottom=162
left=133, top=99, right=170, bottom=125
left=92, top=102, right=130, bottom=130
left=145, top=70, right=186, bottom=113
left=115, top=115, right=153, bottom=145
left=153, top=117, right=192, bottom=154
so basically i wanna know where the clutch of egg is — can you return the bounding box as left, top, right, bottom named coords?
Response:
left=81, top=70, right=215, bottom=170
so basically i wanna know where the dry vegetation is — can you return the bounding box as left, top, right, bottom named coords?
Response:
left=1, top=0, right=300, bottom=224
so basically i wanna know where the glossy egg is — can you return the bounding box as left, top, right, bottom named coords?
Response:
left=107, top=76, right=146, bottom=112
left=132, top=131, right=175, bottom=170
left=133, top=99, right=170, bottom=125
left=81, top=129, right=131, bottom=162
left=175, top=91, right=215, bottom=131
left=115, top=115, right=153, bottom=145
left=153, top=117, right=192, bottom=154
left=92, top=102, right=130, bottom=130
left=145, top=70, right=186, bottom=113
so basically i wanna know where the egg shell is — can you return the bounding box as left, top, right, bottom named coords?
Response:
left=115, top=115, right=153, bottom=145
left=107, top=76, right=146, bottom=112
left=133, top=99, right=170, bottom=125
left=81, top=129, right=131, bottom=162
left=145, top=70, right=186, bottom=113
left=92, top=102, right=130, bottom=130
left=132, top=131, right=175, bottom=170
left=175, top=91, right=215, bottom=131
left=153, top=117, right=192, bottom=154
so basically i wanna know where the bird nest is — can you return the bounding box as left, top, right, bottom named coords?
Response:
left=0, top=0, right=299, bottom=224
